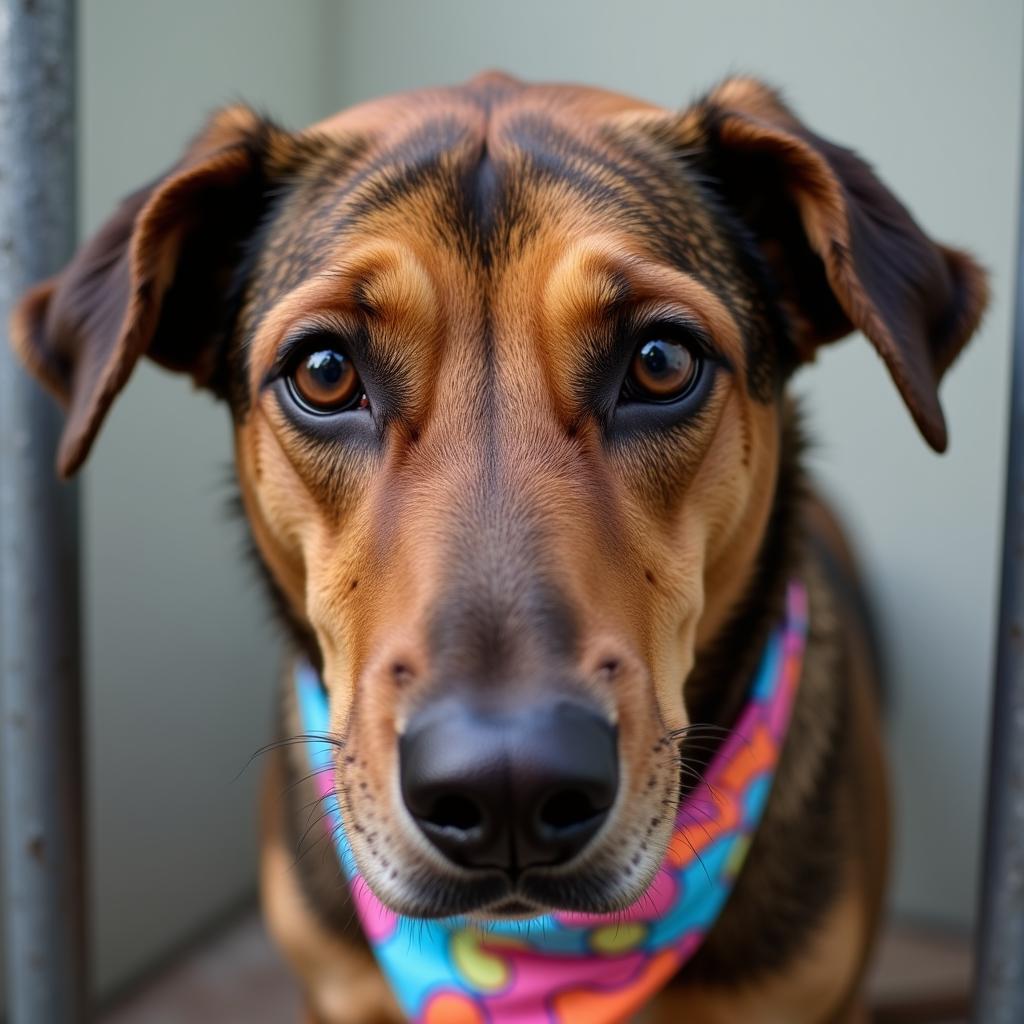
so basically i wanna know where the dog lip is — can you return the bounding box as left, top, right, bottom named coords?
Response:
left=377, top=871, right=513, bottom=919
left=515, top=865, right=654, bottom=916
left=472, top=897, right=545, bottom=919
left=378, top=862, right=640, bottom=919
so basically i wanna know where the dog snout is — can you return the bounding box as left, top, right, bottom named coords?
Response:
left=399, top=696, right=618, bottom=874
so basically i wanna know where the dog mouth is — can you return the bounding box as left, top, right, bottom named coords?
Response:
left=468, top=896, right=547, bottom=921
left=363, top=843, right=668, bottom=921
left=379, top=882, right=632, bottom=921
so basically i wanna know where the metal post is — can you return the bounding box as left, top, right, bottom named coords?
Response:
left=0, top=2, right=85, bottom=1022
left=973, top=65, right=1024, bottom=1021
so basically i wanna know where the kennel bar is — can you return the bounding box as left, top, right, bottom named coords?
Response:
left=0, top=1, right=85, bottom=1022
left=973, top=62, right=1024, bottom=1022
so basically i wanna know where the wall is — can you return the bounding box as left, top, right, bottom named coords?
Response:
left=77, top=0, right=333, bottom=998
left=322, top=0, right=1022, bottom=928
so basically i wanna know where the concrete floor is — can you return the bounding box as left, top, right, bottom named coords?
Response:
left=102, top=910, right=301, bottom=1024
left=100, top=908, right=972, bottom=1023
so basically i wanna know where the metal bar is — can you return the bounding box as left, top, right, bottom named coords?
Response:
left=0, top=2, right=85, bottom=1022
left=973, top=60, right=1024, bottom=1022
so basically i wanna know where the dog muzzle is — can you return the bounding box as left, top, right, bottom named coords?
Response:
left=295, top=580, right=808, bottom=1023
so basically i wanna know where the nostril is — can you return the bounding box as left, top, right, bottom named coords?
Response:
left=424, top=793, right=484, bottom=833
left=539, top=788, right=607, bottom=833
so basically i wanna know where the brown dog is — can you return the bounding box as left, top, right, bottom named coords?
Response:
left=12, top=73, right=986, bottom=1022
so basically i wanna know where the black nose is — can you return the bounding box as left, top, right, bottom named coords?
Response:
left=399, top=697, right=618, bottom=873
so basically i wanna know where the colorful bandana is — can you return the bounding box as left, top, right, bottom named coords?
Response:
left=296, top=580, right=808, bottom=1024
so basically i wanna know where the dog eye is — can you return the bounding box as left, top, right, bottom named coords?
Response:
left=623, top=333, right=701, bottom=403
left=287, top=347, right=367, bottom=414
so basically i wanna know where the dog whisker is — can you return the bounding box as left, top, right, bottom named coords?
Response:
left=292, top=805, right=341, bottom=866
left=297, top=791, right=335, bottom=833
left=665, top=723, right=750, bottom=746
left=233, top=732, right=346, bottom=782
left=285, top=768, right=337, bottom=801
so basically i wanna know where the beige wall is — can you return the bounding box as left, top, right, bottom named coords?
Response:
left=4, top=0, right=1018, bottom=1007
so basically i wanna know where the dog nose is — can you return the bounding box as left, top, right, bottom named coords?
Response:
left=399, top=697, right=618, bottom=873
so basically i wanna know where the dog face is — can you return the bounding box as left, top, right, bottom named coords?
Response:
left=12, top=73, right=985, bottom=918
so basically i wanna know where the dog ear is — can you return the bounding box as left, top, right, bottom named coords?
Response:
left=689, top=77, right=988, bottom=451
left=10, top=105, right=294, bottom=477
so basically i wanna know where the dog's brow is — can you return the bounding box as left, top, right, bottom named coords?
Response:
left=542, top=257, right=633, bottom=330
left=246, top=246, right=441, bottom=412
left=544, top=247, right=739, bottom=347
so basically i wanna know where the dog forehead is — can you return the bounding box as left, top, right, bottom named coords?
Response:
left=292, top=71, right=696, bottom=246
left=307, top=71, right=664, bottom=141
left=252, top=81, right=737, bottom=317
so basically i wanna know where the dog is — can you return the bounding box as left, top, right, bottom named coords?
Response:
left=11, top=72, right=986, bottom=1022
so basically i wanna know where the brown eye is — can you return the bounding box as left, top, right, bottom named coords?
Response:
left=627, top=336, right=700, bottom=402
left=289, top=348, right=365, bottom=413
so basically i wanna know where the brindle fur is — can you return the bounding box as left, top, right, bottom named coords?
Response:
left=11, top=73, right=986, bottom=1022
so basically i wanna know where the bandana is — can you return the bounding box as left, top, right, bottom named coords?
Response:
left=296, top=580, right=807, bottom=1024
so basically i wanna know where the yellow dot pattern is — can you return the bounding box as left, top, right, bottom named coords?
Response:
left=451, top=930, right=510, bottom=992
left=589, top=923, right=649, bottom=954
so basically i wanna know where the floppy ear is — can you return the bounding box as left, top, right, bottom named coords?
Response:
left=689, top=77, right=988, bottom=451
left=10, top=105, right=295, bottom=477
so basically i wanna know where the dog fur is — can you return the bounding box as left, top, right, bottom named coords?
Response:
left=11, top=73, right=986, bottom=1022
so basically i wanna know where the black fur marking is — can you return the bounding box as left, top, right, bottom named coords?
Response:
left=345, top=119, right=468, bottom=216
left=457, top=137, right=502, bottom=266
left=219, top=188, right=288, bottom=416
